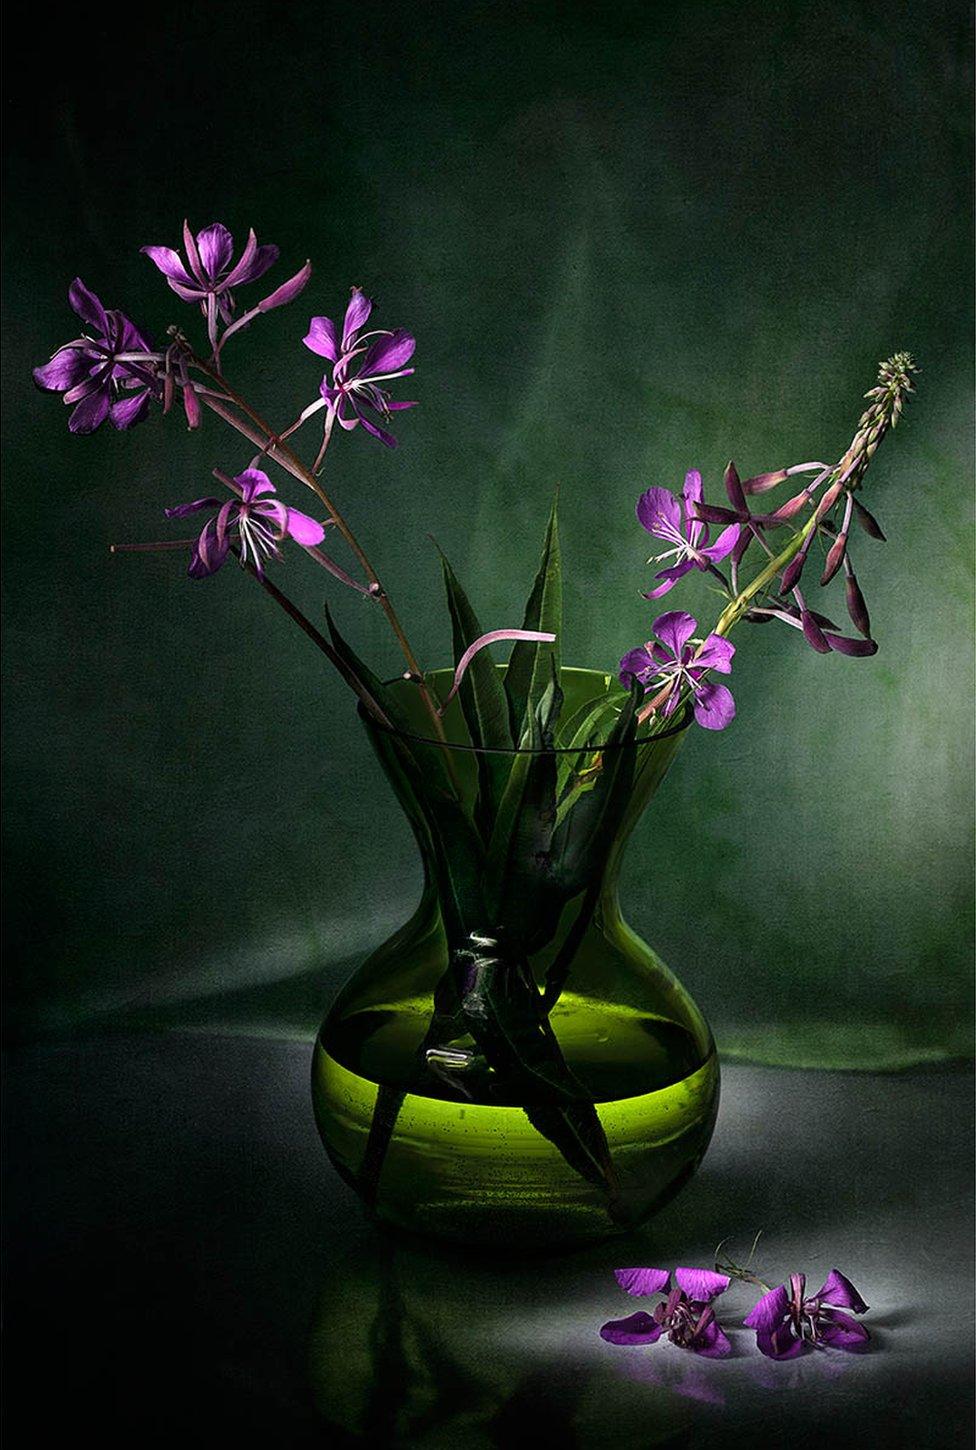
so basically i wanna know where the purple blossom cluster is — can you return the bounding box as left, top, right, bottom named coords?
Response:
left=619, top=358, right=915, bottom=738
left=32, top=215, right=914, bottom=744
left=34, top=219, right=417, bottom=583
left=600, top=1262, right=869, bottom=1361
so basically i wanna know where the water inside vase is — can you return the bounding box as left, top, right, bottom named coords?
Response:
left=312, top=995, right=719, bottom=1244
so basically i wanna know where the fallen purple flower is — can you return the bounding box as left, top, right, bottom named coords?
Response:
left=142, top=221, right=280, bottom=352
left=165, top=468, right=325, bottom=579
left=620, top=610, right=736, bottom=730
left=601, top=1267, right=732, bottom=1358
left=637, top=470, right=739, bottom=597
left=303, top=287, right=417, bottom=448
left=33, top=279, right=157, bottom=434
left=438, top=629, right=557, bottom=714
left=744, top=1270, right=869, bottom=1359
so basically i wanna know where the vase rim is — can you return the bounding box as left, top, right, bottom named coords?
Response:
left=359, top=665, right=692, bottom=756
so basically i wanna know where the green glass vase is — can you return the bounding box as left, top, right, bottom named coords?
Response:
left=312, top=668, right=718, bottom=1247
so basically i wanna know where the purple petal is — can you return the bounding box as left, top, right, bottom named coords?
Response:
left=814, top=1271, right=869, bottom=1313
left=63, top=363, right=111, bottom=406
left=643, top=562, right=692, bottom=598
left=214, top=498, right=238, bottom=550
left=674, top=1268, right=730, bottom=1303
left=226, top=241, right=278, bottom=289
left=258, top=260, right=312, bottom=312
left=818, top=1310, right=870, bottom=1349
left=743, top=1284, right=790, bottom=1333
left=342, top=287, right=372, bottom=349
left=250, top=499, right=289, bottom=533
left=701, top=523, right=741, bottom=562
left=693, top=1323, right=732, bottom=1358
left=756, top=1326, right=805, bottom=1360
left=182, top=220, right=204, bottom=281
left=636, top=486, right=682, bottom=538
left=284, top=507, right=326, bottom=546
left=682, top=469, right=703, bottom=508
left=109, top=389, right=151, bottom=430
left=652, top=610, right=697, bottom=659
left=235, top=468, right=275, bottom=501
left=362, top=328, right=416, bottom=376
left=68, top=278, right=108, bottom=333
left=693, top=501, right=740, bottom=525
left=619, top=647, right=656, bottom=688
left=33, top=345, right=89, bottom=393
left=357, top=411, right=399, bottom=448
left=692, top=633, right=735, bottom=674
left=190, top=517, right=230, bottom=577
left=195, top=223, right=234, bottom=281
left=660, top=679, right=683, bottom=717
left=167, top=278, right=209, bottom=303
left=304, top=316, right=340, bottom=361
left=614, top=1267, right=671, bottom=1298
left=164, top=496, right=221, bottom=519
left=67, top=388, right=111, bottom=434
left=117, top=314, right=154, bottom=354
left=141, top=245, right=195, bottom=286
left=693, top=682, right=735, bottom=730
left=599, top=1312, right=664, bottom=1346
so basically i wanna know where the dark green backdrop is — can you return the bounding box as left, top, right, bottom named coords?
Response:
left=3, top=0, right=972, bottom=1065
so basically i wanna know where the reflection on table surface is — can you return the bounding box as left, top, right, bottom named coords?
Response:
left=3, top=1034, right=972, bottom=1447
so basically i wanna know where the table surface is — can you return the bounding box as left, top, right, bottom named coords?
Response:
left=3, top=1033, right=972, bottom=1447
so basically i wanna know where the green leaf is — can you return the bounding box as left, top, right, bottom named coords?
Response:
left=483, top=669, right=565, bottom=947
left=438, top=549, right=513, bottom=751
left=451, top=934, right=622, bottom=1203
left=324, top=604, right=404, bottom=729
left=554, top=689, right=628, bottom=805
left=505, top=499, right=562, bottom=743
left=551, top=682, right=642, bottom=900
left=437, top=547, right=514, bottom=841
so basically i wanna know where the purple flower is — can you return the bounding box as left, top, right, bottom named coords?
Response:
left=303, top=287, right=417, bottom=448
left=142, top=221, right=279, bottom=351
left=744, top=1271, right=869, bottom=1359
left=619, top=610, right=736, bottom=730
left=601, top=1267, right=732, bottom=1358
left=33, top=279, right=157, bottom=434
left=165, top=468, right=325, bottom=579
left=637, top=471, right=740, bottom=597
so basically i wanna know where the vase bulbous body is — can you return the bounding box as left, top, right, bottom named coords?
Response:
left=312, top=668, right=718, bottom=1247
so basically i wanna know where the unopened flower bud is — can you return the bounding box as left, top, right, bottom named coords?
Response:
left=780, top=553, right=807, bottom=594
left=741, top=469, right=789, bottom=495
left=852, top=497, right=886, bottom=541
left=801, top=610, right=832, bottom=653
left=821, top=531, right=848, bottom=586
left=724, top=460, right=747, bottom=510
left=845, top=571, right=871, bottom=637
left=824, top=632, right=878, bottom=657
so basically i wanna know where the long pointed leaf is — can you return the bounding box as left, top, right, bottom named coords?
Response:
left=484, top=672, right=563, bottom=939
left=505, top=499, right=562, bottom=742
left=438, top=549, right=515, bottom=838
left=551, top=683, right=642, bottom=899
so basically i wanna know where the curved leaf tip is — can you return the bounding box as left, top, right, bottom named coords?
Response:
left=439, top=630, right=557, bottom=714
